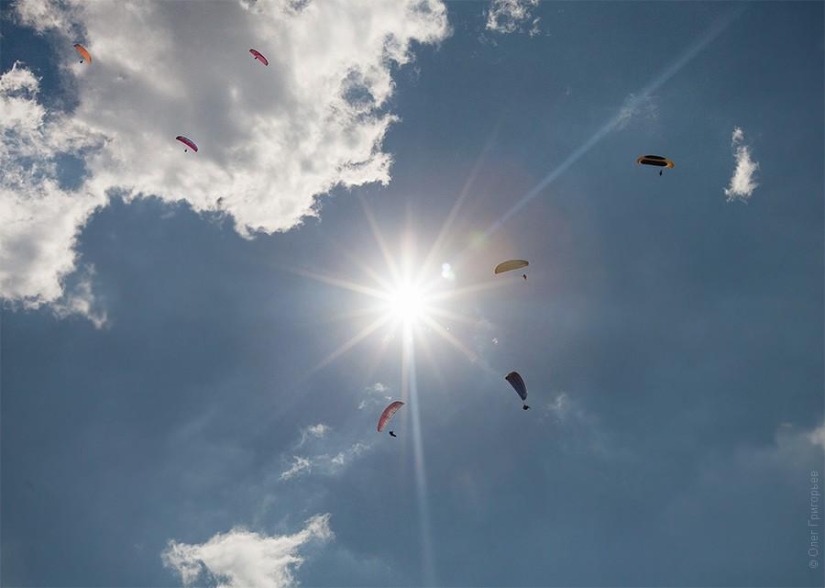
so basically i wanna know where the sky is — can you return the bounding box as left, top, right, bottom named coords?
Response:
left=1, top=1, right=823, bottom=587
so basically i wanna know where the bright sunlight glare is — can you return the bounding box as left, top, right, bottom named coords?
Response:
left=386, top=282, right=428, bottom=324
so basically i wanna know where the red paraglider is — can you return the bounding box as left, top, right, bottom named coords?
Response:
left=175, top=136, right=198, bottom=153
left=377, top=401, right=404, bottom=435
left=249, top=49, right=269, bottom=66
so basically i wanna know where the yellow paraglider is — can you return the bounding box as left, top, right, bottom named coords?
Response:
left=637, top=155, right=674, bottom=176
left=494, top=260, right=529, bottom=275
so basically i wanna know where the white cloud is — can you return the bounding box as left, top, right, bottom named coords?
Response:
left=724, top=126, right=759, bottom=201
left=3, top=0, right=450, bottom=317
left=14, top=0, right=80, bottom=33
left=279, top=456, right=311, bottom=481
left=305, top=424, right=328, bottom=437
left=317, top=442, right=370, bottom=472
left=162, top=513, right=333, bottom=588
left=616, top=93, right=658, bottom=130
left=359, top=382, right=391, bottom=409
left=369, top=382, right=389, bottom=394
left=485, top=0, right=540, bottom=36
left=0, top=62, right=107, bottom=319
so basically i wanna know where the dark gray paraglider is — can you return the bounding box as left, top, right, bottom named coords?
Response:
left=505, top=371, right=530, bottom=410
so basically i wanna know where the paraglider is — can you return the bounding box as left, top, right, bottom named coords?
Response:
left=74, top=43, right=91, bottom=64
left=378, top=401, right=404, bottom=437
left=637, top=154, right=674, bottom=176
left=249, top=49, right=269, bottom=66
left=495, top=260, right=529, bottom=277
left=505, top=371, right=530, bottom=410
left=176, top=136, right=198, bottom=153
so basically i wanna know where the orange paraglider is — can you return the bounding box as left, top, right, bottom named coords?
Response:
left=74, top=44, right=91, bottom=64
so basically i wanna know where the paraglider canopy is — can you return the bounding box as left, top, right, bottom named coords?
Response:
left=377, top=401, right=404, bottom=432
left=494, top=260, right=529, bottom=275
left=636, top=155, right=674, bottom=168
left=176, top=136, right=198, bottom=152
left=249, top=49, right=269, bottom=66
left=74, top=43, right=91, bottom=64
left=505, top=371, right=530, bottom=410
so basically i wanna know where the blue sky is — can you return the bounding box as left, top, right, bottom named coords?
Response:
left=1, top=1, right=823, bottom=587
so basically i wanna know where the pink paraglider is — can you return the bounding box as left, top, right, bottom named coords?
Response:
left=175, top=136, right=198, bottom=153
left=249, top=49, right=269, bottom=66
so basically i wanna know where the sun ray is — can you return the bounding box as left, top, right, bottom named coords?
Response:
left=311, top=304, right=392, bottom=327
left=425, top=306, right=489, bottom=329
left=421, top=123, right=501, bottom=275
left=358, top=193, right=402, bottom=284
left=287, top=265, right=388, bottom=300
left=426, top=278, right=511, bottom=303
left=415, top=329, right=449, bottom=394
left=331, top=235, right=397, bottom=293
left=420, top=315, right=497, bottom=376
left=359, top=326, right=397, bottom=390
left=401, top=329, right=437, bottom=586
left=310, top=314, right=392, bottom=374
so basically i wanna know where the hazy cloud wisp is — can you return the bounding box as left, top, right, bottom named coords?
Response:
left=298, top=423, right=330, bottom=447
left=279, top=456, right=312, bottom=481
left=485, top=0, right=540, bottom=36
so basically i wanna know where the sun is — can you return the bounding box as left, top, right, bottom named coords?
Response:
left=289, top=193, right=513, bottom=374
left=385, top=282, right=428, bottom=325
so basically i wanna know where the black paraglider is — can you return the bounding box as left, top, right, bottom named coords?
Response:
left=505, top=371, right=530, bottom=410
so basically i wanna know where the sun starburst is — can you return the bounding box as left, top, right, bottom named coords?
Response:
left=383, top=281, right=429, bottom=326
